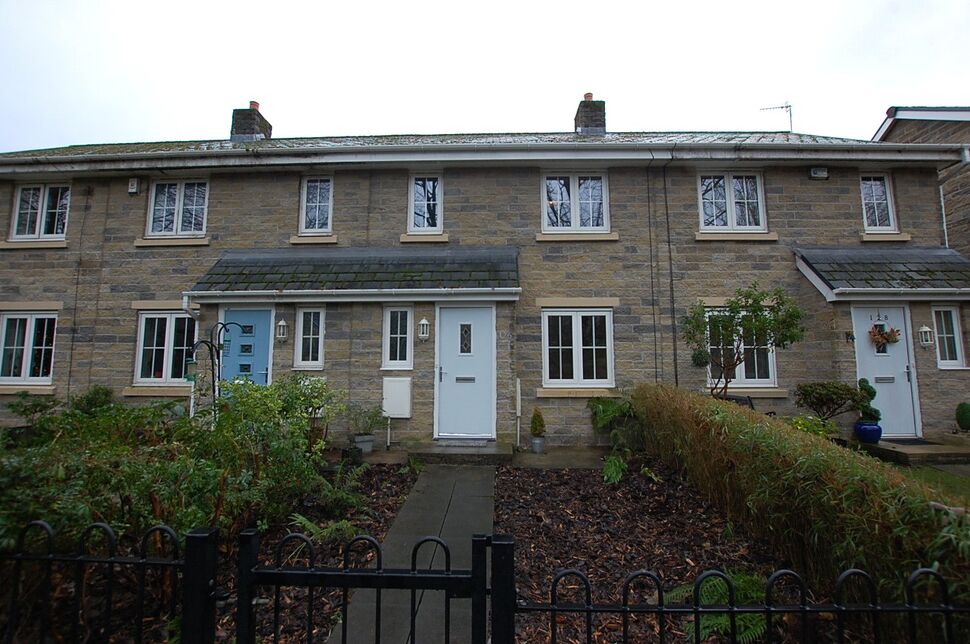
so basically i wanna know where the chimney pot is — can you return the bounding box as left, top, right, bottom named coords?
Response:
left=584, top=92, right=593, bottom=101
left=249, top=100, right=260, bottom=111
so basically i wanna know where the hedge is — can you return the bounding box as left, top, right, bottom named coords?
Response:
left=629, top=384, right=970, bottom=604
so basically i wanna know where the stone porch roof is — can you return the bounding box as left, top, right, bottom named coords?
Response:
left=186, top=247, right=520, bottom=303
left=795, top=247, right=970, bottom=301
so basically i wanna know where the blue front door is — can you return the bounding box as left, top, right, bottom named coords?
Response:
left=222, top=309, right=272, bottom=385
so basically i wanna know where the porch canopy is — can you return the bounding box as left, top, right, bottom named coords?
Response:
left=184, top=246, right=521, bottom=304
left=795, top=247, right=970, bottom=302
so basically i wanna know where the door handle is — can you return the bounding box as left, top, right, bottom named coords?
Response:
left=438, top=366, right=443, bottom=383
left=904, top=364, right=911, bottom=383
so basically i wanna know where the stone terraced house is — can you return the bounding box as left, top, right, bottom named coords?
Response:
left=1, top=96, right=969, bottom=447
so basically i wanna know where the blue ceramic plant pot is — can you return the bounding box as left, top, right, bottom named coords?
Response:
left=854, top=421, right=882, bottom=444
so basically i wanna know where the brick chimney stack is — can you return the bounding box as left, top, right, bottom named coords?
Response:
left=574, top=93, right=606, bottom=135
left=231, top=100, right=272, bottom=142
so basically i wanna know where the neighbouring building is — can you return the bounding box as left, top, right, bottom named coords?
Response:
left=1, top=96, right=969, bottom=445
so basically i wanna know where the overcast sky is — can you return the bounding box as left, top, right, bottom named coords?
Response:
left=0, top=0, right=968, bottom=153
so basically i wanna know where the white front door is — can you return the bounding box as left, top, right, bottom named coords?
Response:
left=435, top=306, right=496, bottom=438
left=851, top=306, right=920, bottom=437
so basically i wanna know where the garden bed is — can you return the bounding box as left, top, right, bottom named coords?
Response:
left=494, top=459, right=779, bottom=642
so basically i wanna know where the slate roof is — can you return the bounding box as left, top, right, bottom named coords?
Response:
left=0, top=131, right=882, bottom=160
left=190, top=247, right=519, bottom=293
left=795, top=247, right=970, bottom=290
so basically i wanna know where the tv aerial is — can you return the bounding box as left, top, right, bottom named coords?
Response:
left=761, top=102, right=792, bottom=132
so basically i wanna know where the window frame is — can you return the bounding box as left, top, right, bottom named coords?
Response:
left=9, top=184, right=71, bottom=241
left=407, top=175, right=443, bottom=234
left=145, top=180, right=209, bottom=238
left=696, top=172, right=768, bottom=233
left=293, top=307, right=325, bottom=369
left=0, top=312, right=58, bottom=384
left=540, top=308, right=615, bottom=388
left=932, top=305, right=965, bottom=368
left=704, top=308, right=778, bottom=388
left=540, top=172, right=611, bottom=233
left=299, top=176, right=334, bottom=235
left=133, top=312, right=198, bottom=385
left=859, top=173, right=897, bottom=233
left=382, top=306, right=413, bottom=370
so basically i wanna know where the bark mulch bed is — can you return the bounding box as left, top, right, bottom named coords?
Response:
left=494, top=457, right=783, bottom=643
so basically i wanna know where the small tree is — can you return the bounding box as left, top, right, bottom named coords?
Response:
left=682, top=283, right=805, bottom=399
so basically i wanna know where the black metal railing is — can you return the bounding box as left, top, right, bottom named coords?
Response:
left=0, top=521, right=217, bottom=644
left=3, top=524, right=969, bottom=643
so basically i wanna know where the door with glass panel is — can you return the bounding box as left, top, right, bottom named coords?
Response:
left=222, top=309, right=272, bottom=385
left=436, top=306, right=495, bottom=438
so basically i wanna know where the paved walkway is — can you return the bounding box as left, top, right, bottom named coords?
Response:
left=330, top=464, right=494, bottom=644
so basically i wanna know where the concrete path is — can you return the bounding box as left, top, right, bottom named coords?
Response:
left=329, top=464, right=494, bottom=644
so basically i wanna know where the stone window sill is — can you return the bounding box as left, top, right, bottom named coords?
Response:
left=0, top=300, right=63, bottom=311
left=860, top=232, right=911, bottom=242
left=536, top=387, right=620, bottom=398
left=290, top=234, right=338, bottom=245
left=122, top=386, right=192, bottom=397
left=535, top=232, right=619, bottom=242
left=0, top=385, right=56, bottom=395
left=400, top=233, right=449, bottom=243
left=134, top=237, right=210, bottom=247
left=710, top=387, right=789, bottom=398
left=0, top=240, right=68, bottom=249
left=694, top=232, right=779, bottom=241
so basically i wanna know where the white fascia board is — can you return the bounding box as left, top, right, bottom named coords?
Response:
left=795, top=256, right=838, bottom=302
left=874, top=109, right=970, bottom=141
left=830, top=288, right=970, bottom=301
left=183, top=287, right=522, bottom=304
left=0, top=144, right=963, bottom=175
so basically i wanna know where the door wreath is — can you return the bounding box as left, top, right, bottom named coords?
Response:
left=868, top=325, right=900, bottom=349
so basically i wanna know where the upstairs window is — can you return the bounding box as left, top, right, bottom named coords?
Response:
left=10, top=185, right=70, bottom=240
left=0, top=313, right=57, bottom=384
left=860, top=174, right=896, bottom=232
left=542, top=174, right=609, bottom=232
left=148, top=181, right=208, bottom=236
left=409, top=176, right=442, bottom=233
left=134, top=312, right=197, bottom=384
left=698, top=173, right=766, bottom=232
left=300, top=177, right=333, bottom=234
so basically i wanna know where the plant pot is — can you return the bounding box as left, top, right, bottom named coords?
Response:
left=354, top=434, right=375, bottom=454
left=853, top=420, right=882, bottom=444
left=531, top=436, right=545, bottom=454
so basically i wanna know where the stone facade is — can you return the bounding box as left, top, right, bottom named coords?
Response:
left=1, top=109, right=969, bottom=443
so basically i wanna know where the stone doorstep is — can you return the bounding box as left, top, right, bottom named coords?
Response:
left=861, top=440, right=970, bottom=465
left=362, top=441, right=514, bottom=466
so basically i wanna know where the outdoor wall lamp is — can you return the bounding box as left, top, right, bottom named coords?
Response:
left=918, top=325, right=934, bottom=348
left=418, top=318, right=430, bottom=342
left=276, top=318, right=288, bottom=342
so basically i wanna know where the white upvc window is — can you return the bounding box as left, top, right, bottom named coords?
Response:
left=408, top=176, right=443, bottom=233
left=706, top=310, right=777, bottom=387
left=697, top=173, right=767, bottom=232
left=10, top=184, right=71, bottom=240
left=542, top=173, right=609, bottom=232
left=933, top=306, right=965, bottom=368
left=860, top=174, right=896, bottom=232
left=0, top=313, right=57, bottom=384
left=382, top=306, right=413, bottom=369
left=294, top=308, right=325, bottom=369
left=541, top=309, right=614, bottom=387
left=134, top=312, right=197, bottom=384
left=147, top=180, right=208, bottom=237
left=300, top=177, right=333, bottom=235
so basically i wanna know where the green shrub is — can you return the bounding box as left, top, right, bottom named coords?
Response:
left=667, top=571, right=766, bottom=643
left=857, top=378, right=881, bottom=423
left=602, top=454, right=627, bottom=484
left=0, top=376, right=348, bottom=549
left=794, top=381, right=863, bottom=420
left=587, top=397, right=642, bottom=452
left=957, top=403, right=970, bottom=432
left=628, top=384, right=970, bottom=608
left=529, top=408, right=545, bottom=438
left=785, top=415, right=839, bottom=438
